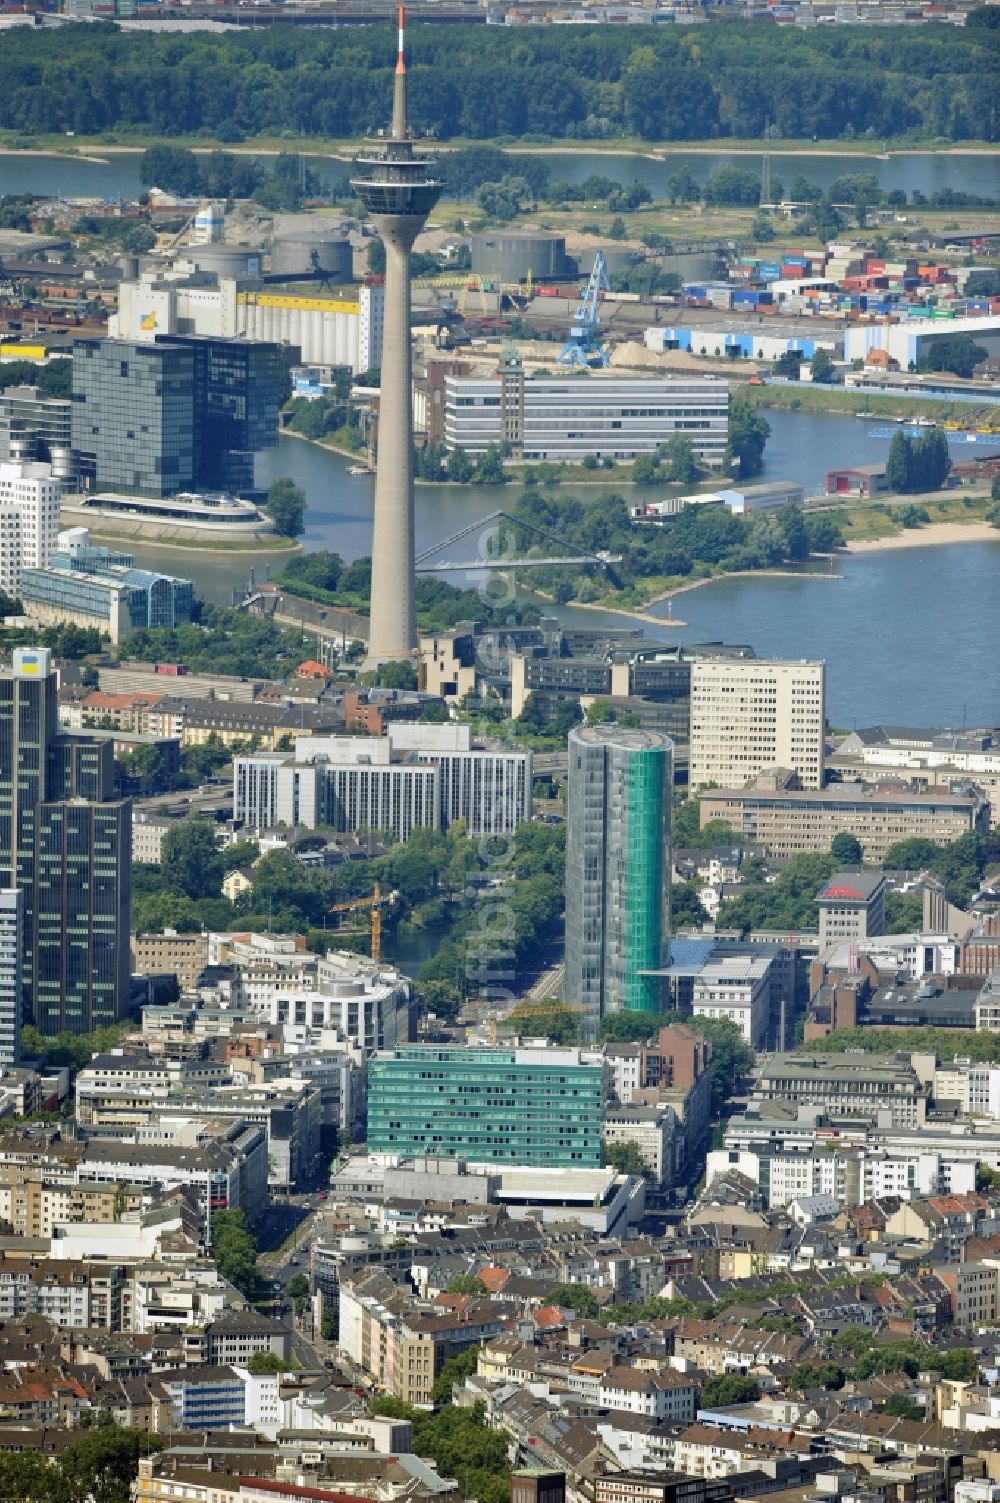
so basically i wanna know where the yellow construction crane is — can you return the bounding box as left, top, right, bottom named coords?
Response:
left=328, top=882, right=388, bottom=963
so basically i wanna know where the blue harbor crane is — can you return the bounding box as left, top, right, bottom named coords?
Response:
left=558, top=251, right=611, bottom=368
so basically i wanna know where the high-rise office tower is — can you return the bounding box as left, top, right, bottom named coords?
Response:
left=0, top=889, right=24, bottom=1069
left=688, top=657, right=826, bottom=791
left=0, top=647, right=131, bottom=1034
left=564, top=726, right=672, bottom=1042
left=35, top=800, right=131, bottom=1037
left=351, top=7, right=442, bottom=665
left=71, top=335, right=285, bottom=498
left=72, top=339, right=196, bottom=498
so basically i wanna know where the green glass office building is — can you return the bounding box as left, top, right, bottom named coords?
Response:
left=565, top=725, right=672, bottom=1042
left=367, top=1046, right=604, bottom=1167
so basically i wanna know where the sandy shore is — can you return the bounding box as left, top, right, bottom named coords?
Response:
left=2, top=141, right=995, bottom=163
left=845, top=520, right=1000, bottom=553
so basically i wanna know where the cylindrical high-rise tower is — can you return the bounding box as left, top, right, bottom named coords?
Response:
left=352, top=7, right=442, bottom=666
left=564, top=725, right=673, bottom=1043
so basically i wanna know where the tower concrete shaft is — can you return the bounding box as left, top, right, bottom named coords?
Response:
left=352, top=6, right=441, bottom=666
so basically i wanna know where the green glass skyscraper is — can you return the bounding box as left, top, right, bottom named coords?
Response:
left=565, top=725, right=672, bottom=1042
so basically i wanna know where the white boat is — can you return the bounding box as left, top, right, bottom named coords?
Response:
left=347, top=464, right=373, bottom=476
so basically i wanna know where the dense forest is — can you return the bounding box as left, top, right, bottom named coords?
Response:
left=1, top=21, right=997, bottom=142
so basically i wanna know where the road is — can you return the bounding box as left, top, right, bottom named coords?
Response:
left=134, top=783, right=233, bottom=818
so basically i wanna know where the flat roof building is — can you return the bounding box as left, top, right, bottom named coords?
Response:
left=689, top=658, right=825, bottom=792
left=19, top=530, right=193, bottom=645
left=699, top=773, right=989, bottom=863
left=817, top=871, right=886, bottom=950
left=444, top=363, right=729, bottom=467
left=367, top=1045, right=605, bottom=1168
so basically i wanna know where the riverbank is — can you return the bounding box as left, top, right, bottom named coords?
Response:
left=745, top=385, right=1000, bottom=427
left=77, top=523, right=302, bottom=555
left=2, top=135, right=995, bottom=160
left=845, top=519, right=999, bottom=553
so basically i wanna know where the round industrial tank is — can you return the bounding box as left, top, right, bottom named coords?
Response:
left=269, top=231, right=353, bottom=281
left=470, top=229, right=566, bottom=283
left=187, top=244, right=263, bottom=278
left=586, top=244, right=641, bottom=276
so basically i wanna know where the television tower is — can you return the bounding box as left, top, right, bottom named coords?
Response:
left=352, top=7, right=442, bottom=665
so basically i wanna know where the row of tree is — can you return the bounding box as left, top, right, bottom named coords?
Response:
left=884, top=427, right=953, bottom=493
left=139, top=145, right=321, bottom=211
left=500, top=482, right=845, bottom=609
left=3, top=21, right=997, bottom=141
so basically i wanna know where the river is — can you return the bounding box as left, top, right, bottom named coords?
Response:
left=2, top=146, right=998, bottom=203
left=122, top=411, right=1000, bottom=729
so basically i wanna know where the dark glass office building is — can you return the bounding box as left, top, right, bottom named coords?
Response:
left=72, top=336, right=285, bottom=499
left=35, top=799, right=130, bottom=1035
left=0, top=648, right=130, bottom=1033
left=72, top=340, right=196, bottom=498
left=162, top=335, right=286, bottom=493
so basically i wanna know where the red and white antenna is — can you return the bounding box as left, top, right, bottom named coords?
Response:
left=392, top=5, right=408, bottom=140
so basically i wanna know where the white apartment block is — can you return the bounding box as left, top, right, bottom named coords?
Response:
left=603, top=1105, right=678, bottom=1188
left=264, top=956, right=411, bottom=1052
left=443, top=369, right=729, bottom=466
left=689, top=658, right=826, bottom=791
left=692, top=954, right=772, bottom=1048
left=131, top=813, right=172, bottom=865
left=234, top=726, right=531, bottom=841
left=0, top=460, right=61, bottom=596
left=0, top=889, right=22, bottom=1069
left=934, top=1061, right=1000, bottom=1119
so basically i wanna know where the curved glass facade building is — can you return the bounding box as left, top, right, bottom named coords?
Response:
left=565, top=725, right=672, bottom=1042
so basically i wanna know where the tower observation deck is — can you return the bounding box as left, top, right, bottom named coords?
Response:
left=351, top=8, right=443, bottom=665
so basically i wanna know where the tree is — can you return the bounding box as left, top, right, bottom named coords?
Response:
left=774, top=350, right=803, bottom=378
left=631, top=453, right=660, bottom=484
left=160, top=819, right=225, bottom=901
left=598, top=1011, right=662, bottom=1044
left=788, top=1361, right=846, bottom=1392
left=725, top=392, right=770, bottom=477
left=917, top=333, right=987, bottom=379
left=810, top=347, right=836, bottom=384
left=542, top=1284, right=600, bottom=1318
left=286, top=1273, right=310, bottom=1301
left=417, top=979, right=462, bottom=1022
left=663, top=433, right=698, bottom=484
left=247, top=1350, right=296, bottom=1373
left=884, top=890, right=923, bottom=932
left=605, top=1141, right=650, bottom=1177
left=830, top=832, right=863, bottom=865
left=446, top=446, right=474, bottom=483
left=210, top=1208, right=262, bottom=1300
left=751, top=213, right=775, bottom=242
left=884, top=1395, right=925, bottom=1420
left=666, top=167, right=699, bottom=205
left=473, top=443, right=508, bottom=485
left=122, top=223, right=156, bottom=255
left=700, top=1374, right=761, bottom=1406
left=265, top=477, right=307, bottom=538
left=885, top=429, right=913, bottom=493
left=446, top=1275, right=487, bottom=1295
left=912, top=429, right=951, bottom=492
left=689, top=1016, right=755, bottom=1118
left=672, top=879, right=710, bottom=928
left=431, top=1343, right=483, bottom=1403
